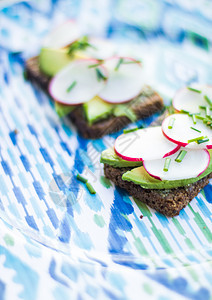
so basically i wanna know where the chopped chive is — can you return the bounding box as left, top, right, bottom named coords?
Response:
left=67, top=35, right=96, bottom=56
left=206, top=107, right=211, bottom=117
left=175, top=150, right=187, bottom=163
left=166, top=105, right=175, bottom=115
left=196, top=115, right=205, bottom=120
left=189, top=112, right=200, bottom=116
left=66, top=80, right=77, bottom=93
left=197, top=138, right=209, bottom=144
left=163, top=158, right=171, bottom=172
left=88, top=61, right=104, bottom=68
left=168, top=117, right=175, bottom=129
left=192, top=114, right=197, bottom=124
left=23, top=70, right=28, bottom=80
left=123, top=127, right=138, bottom=134
left=190, top=127, right=201, bottom=133
left=76, top=173, right=88, bottom=183
left=114, top=58, right=124, bottom=71
left=187, top=136, right=205, bottom=143
left=203, top=117, right=211, bottom=124
left=86, top=182, right=96, bottom=194
left=180, top=109, right=189, bottom=114
left=204, top=95, right=212, bottom=106
left=187, top=87, right=202, bottom=93
left=96, top=68, right=107, bottom=81
left=122, top=60, right=142, bottom=64
left=199, top=105, right=206, bottom=110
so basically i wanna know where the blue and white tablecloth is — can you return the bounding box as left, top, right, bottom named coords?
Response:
left=0, top=1, right=212, bottom=299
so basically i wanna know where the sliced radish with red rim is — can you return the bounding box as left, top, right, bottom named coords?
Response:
left=49, top=59, right=108, bottom=105
left=42, top=20, right=81, bottom=48
left=162, top=113, right=212, bottom=149
left=114, top=126, right=180, bottom=162
left=98, top=57, right=144, bottom=103
left=173, top=84, right=212, bottom=114
left=143, top=148, right=210, bottom=181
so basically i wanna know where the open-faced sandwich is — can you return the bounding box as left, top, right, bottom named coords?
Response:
left=101, top=85, right=212, bottom=217
left=25, top=20, right=163, bottom=139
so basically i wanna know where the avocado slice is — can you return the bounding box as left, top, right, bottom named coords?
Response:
left=83, top=96, right=114, bottom=125
left=100, top=148, right=143, bottom=168
left=39, top=47, right=88, bottom=77
left=39, top=48, right=74, bottom=76
left=55, top=101, right=76, bottom=118
left=122, top=151, right=212, bottom=189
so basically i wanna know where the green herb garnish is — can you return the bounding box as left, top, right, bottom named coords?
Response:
left=86, top=182, right=96, bottom=194
left=23, top=70, right=28, bottom=81
left=196, top=115, right=205, bottom=121
left=168, top=117, right=175, bottom=129
left=204, top=95, right=212, bottom=107
left=123, top=127, right=138, bottom=134
left=180, top=109, right=190, bottom=114
left=187, top=87, right=202, bottom=93
left=192, top=114, right=197, bottom=124
left=114, top=58, right=124, bottom=71
left=122, top=59, right=141, bottom=64
left=67, top=36, right=96, bottom=56
left=187, top=136, right=205, bottom=143
left=206, top=107, right=211, bottom=117
left=197, top=138, right=209, bottom=144
left=166, top=105, right=175, bottom=115
left=190, top=127, right=201, bottom=133
left=76, top=173, right=88, bottom=183
left=203, top=117, right=211, bottom=125
left=114, top=58, right=141, bottom=71
left=88, top=61, right=104, bottom=68
left=175, top=150, right=187, bottom=163
left=163, top=158, right=171, bottom=172
left=96, top=68, right=107, bottom=81
left=66, top=80, right=77, bottom=93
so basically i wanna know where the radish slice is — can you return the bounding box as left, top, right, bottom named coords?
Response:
left=42, top=20, right=81, bottom=48
left=114, top=126, right=180, bottom=162
left=173, top=84, right=212, bottom=114
left=49, top=59, right=107, bottom=105
left=82, top=37, right=117, bottom=60
left=143, top=148, right=210, bottom=181
left=98, top=57, right=144, bottom=103
left=162, top=113, right=212, bottom=149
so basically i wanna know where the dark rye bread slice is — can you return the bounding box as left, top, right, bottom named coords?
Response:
left=25, top=56, right=164, bottom=139
left=104, top=164, right=212, bottom=217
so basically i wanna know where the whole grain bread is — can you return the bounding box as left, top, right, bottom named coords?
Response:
left=25, top=56, right=164, bottom=139
left=104, top=163, right=212, bottom=217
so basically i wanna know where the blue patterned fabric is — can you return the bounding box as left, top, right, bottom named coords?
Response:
left=0, top=1, right=212, bottom=299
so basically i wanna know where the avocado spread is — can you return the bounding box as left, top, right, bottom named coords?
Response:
left=101, top=148, right=212, bottom=190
